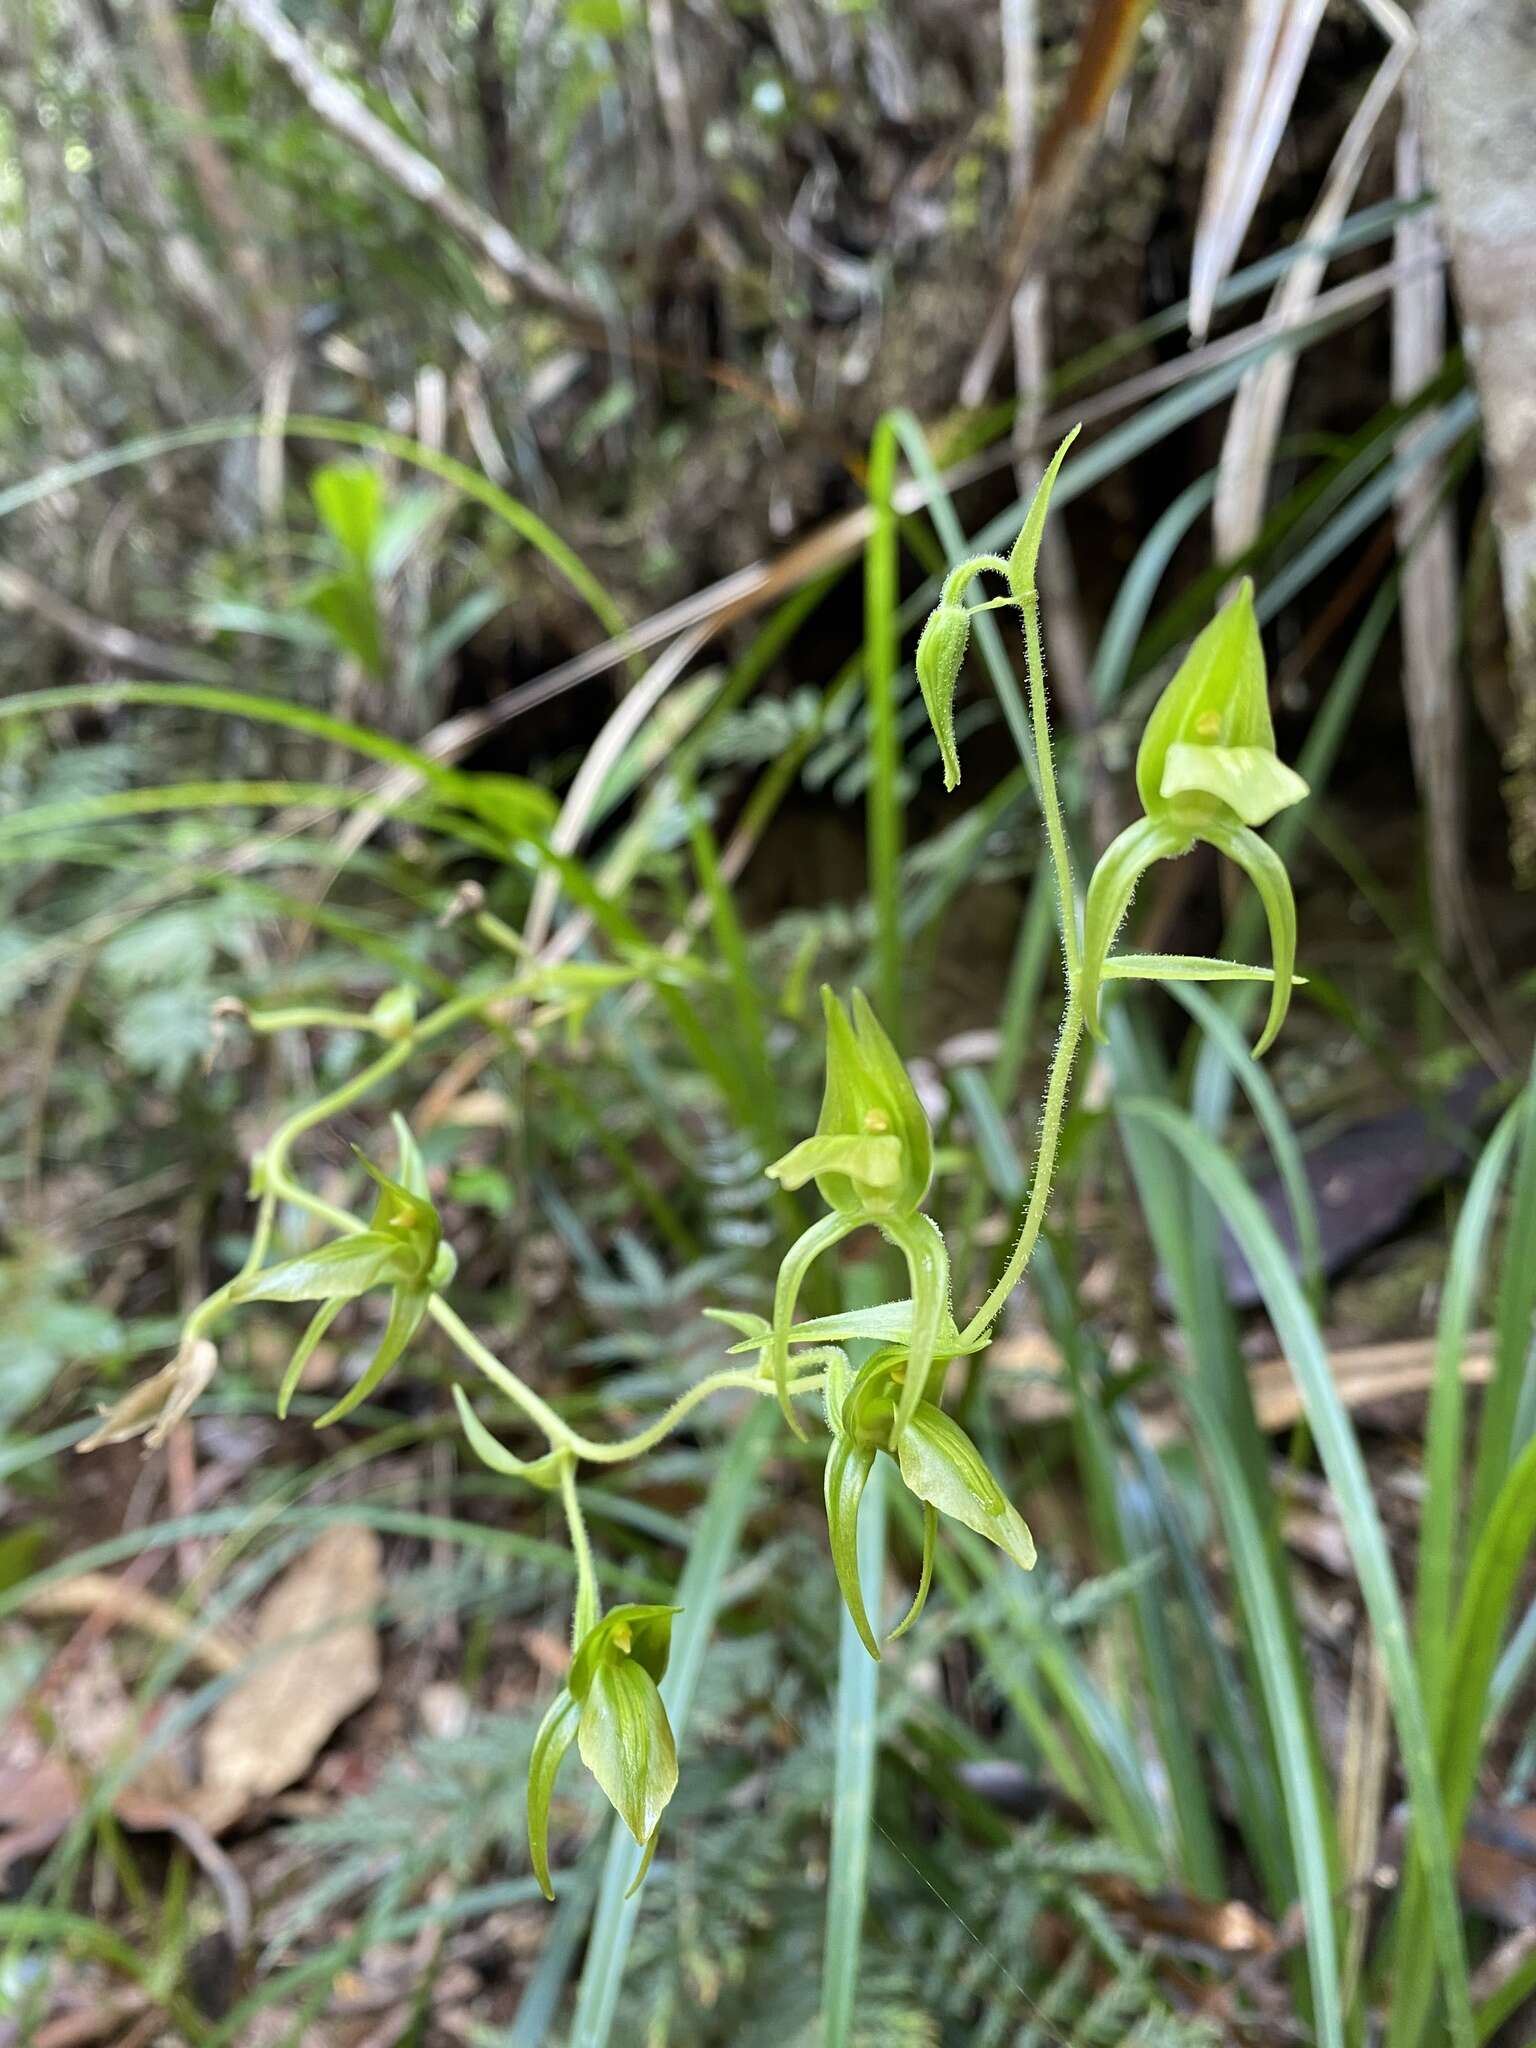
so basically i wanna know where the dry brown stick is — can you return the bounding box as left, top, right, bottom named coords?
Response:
left=0, top=562, right=226, bottom=683
left=961, top=0, right=1153, bottom=407
left=993, top=1329, right=1494, bottom=1444
left=70, top=0, right=254, bottom=368
left=221, top=0, right=600, bottom=323
left=137, top=0, right=290, bottom=360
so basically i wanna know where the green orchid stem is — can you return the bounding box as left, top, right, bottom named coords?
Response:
left=1019, top=588, right=1081, bottom=992
left=560, top=1455, right=600, bottom=1644
left=246, top=1005, right=385, bottom=1035
left=959, top=991, right=1084, bottom=1348
left=940, top=554, right=1012, bottom=608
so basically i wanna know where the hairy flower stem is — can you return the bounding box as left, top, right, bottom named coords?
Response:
left=560, top=1455, right=599, bottom=1642
left=959, top=993, right=1083, bottom=1348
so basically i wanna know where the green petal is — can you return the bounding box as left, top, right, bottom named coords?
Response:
left=312, top=1284, right=431, bottom=1427
left=1135, top=581, right=1271, bottom=817
left=1160, top=742, right=1308, bottom=828
left=276, top=1298, right=344, bottom=1420
left=232, top=1231, right=414, bottom=1304
left=896, top=1403, right=1036, bottom=1571
left=1199, top=818, right=1299, bottom=1057
left=765, top=1133, right=904, bottom=1195
left=527, top=1687, right=581, bottom=1900
left=888, top=1502, right=938, bottom=1642
left=577, top=1659, right=679, bottom=1848
left=879, top=1211, right=951, bottom=1447
left=1079, top=815, right=1190, bottom=1040
left=767, top=1213, right=857, bottom=1439
left=825, top=1437, right=880, bottom=1660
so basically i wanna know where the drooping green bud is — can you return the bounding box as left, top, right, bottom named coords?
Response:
left=368, top=984, right=417, bottom=1041
left=915, top=603, right=970, bottom=792
left=766, top=987, right=932, bottom=1217
left=1136, top=581, right=1308, bottom=831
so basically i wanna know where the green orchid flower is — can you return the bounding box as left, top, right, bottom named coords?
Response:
left=235, top=1114, right=456, bottom=1424
left=526, top=1603, right=681, bottom=1900
left=1081, top=581, right=1308, bottom=1056
left=824, top=1349, right=1035, bottom=1659
left=760, top=989, right=949, bottom=1444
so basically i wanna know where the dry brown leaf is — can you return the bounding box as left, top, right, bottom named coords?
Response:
left=1189, top=0, right=1327, bottom=344
left=192, top=1524, right=382, bottom=1832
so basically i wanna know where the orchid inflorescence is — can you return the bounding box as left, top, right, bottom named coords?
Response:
left=79, top=427, right=1307, bottom=1898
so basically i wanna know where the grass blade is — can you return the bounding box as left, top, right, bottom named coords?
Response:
left=1123, top=1096, right=1473, bottom=2047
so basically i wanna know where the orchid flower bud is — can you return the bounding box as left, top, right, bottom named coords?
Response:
left=1081, top=584, right=1307, bottom=1057
left=915, top=602, right=971, bottom=792
left=527, top=1604, right=681, bottom=1899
